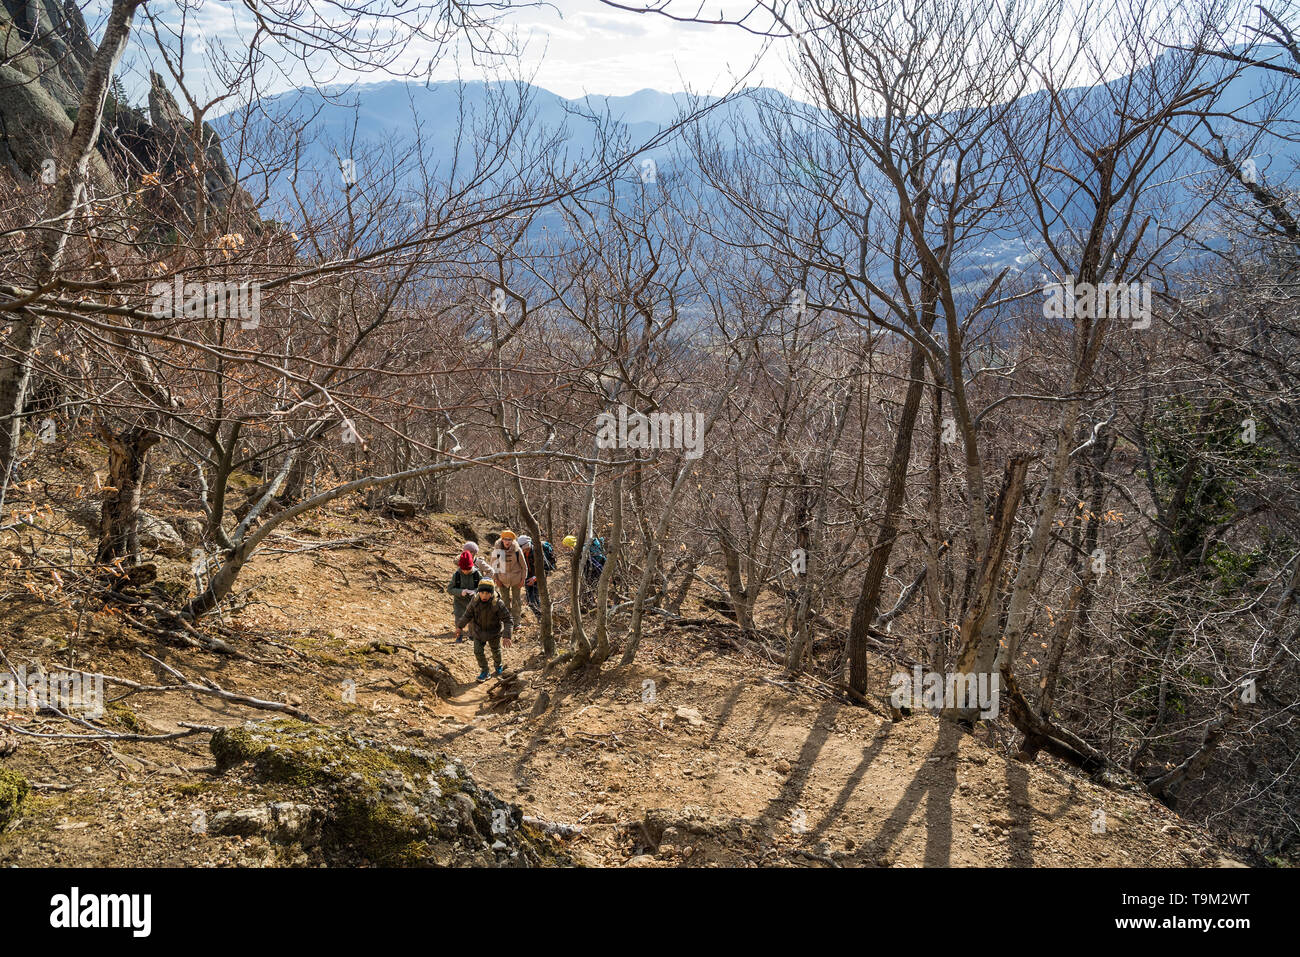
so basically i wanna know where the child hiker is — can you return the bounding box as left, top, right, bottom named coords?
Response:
left=456, top=579, right=514, bottom=682
left=447, top=543, right=482, bottom=643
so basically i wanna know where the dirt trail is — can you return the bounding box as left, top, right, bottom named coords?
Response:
left=0, top=509, right=1247, bottom=867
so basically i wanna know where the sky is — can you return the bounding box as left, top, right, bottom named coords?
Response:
left=95, top=0, right=1277, bottom=112
left=103, top=0, right=793, bottom=106
left=486, top=1, right=787, bottom=98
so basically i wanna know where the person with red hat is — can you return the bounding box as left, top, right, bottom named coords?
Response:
left=446, top=542, right=483, bottom=642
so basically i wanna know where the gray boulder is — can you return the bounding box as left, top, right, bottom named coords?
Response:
left=138, top=512, right=185, bottom=557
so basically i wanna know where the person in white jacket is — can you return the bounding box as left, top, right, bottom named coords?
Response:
left=489, top=530, right=528, bottom=623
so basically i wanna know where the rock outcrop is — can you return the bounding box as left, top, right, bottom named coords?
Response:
left=210, top=720, right=570, bottom=867
left=145, top=71, right=241, bottom=217
left=0, top=1, right=111, bottom=184
left=0, top=1, right=247, bottom=219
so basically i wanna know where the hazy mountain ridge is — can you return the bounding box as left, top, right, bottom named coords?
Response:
left=215, top=52, right=1297, bottom=287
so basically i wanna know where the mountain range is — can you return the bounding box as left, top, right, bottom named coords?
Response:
left=211, top=49, right=1299, bottom=288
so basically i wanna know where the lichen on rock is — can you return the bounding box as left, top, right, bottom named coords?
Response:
left=210, top=719, right=567, bottom=867
left=0, top=767, right=30, bottom=831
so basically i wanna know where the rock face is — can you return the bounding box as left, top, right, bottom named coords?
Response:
left=0, top=2, right=246, bottom=216
left=209, top=720, right=569, bottom=867
left=0, top=1, right=104, bottom=181
left=209, top=802, right=322, bottom=846
left=179, top=518, right=205, bottom=545
left=383, top=495, right=420, bottom=519
left=138, top=512, right=185, bottom=558
left=145, top=71, right=240, bottom=216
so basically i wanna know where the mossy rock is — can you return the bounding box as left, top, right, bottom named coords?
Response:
left=0, top=768, right=30, bottom=831
left=105, top=703, right=150, bottom=735
left=148, top=572, right=191, bottom=603
left=433, top=514, right=479, bottom=545
left=211, top=720, right=436, bottom=787
left=210, top=720, right=569, bottom=866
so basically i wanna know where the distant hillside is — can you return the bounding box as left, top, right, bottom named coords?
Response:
left=210, top=78, right=791, bottom=211
left=213, top=52, right=1299, bottom=285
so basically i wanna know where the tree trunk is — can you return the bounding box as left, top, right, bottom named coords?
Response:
left=947, top=454, right=1032, bottom=719
left=591, top=475, right=623, bottom=667
left=620, top=344, right=753, bottom=664
left=845, top=340, right=928, bottom=693
left=666, top=550, right=698, bottom=616
left=520, top=506, right=554, bottom=658
left=923, top=373, right=948, bottom=672
left=566, top=456, right=598, bottom=668
left=786, top=362, right=859, bottom=675
left=786, top=471, right=814, bottom=673
left=97, top=425, right=161, bottom=567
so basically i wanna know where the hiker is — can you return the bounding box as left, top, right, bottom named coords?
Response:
left=562, top=534, right=606, bottom=589
left=456, top=579, right=513, bottom=681
left=463, top=540, right=492, bottom=577
left=446, top=544, right=482, bottom=643
left=588, top=535, right=606, bottom=579
left=490, top=529, right=528, bottom=623
left=518, top=535, right=555, bottom=616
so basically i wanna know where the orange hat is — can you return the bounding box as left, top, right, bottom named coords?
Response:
left=500, top=529, right=517, bottom=541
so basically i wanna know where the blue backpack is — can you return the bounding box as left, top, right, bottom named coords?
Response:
left=587, top=538, right=606, bottom=576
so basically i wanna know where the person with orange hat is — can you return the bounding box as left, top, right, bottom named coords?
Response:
left=490, top=529, right=528, bottom=623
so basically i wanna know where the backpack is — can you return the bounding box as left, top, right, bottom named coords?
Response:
left=541, top=541, right=556, bottom=571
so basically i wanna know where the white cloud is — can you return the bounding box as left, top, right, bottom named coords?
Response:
left=109, top=0, right=791, bottom=104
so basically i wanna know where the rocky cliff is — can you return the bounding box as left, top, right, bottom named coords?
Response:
left=0, top=0, right=245, bottom=219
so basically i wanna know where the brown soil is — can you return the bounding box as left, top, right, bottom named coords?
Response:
left=0, top=502, right=1246, bottom=867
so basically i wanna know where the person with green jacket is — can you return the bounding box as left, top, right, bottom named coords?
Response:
left=457, top=579, right=514, bottom=681
left=447, top=546, right=482, bottom=642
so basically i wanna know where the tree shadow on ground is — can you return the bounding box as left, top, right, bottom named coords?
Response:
left=866, top=718, right=963, bottom=865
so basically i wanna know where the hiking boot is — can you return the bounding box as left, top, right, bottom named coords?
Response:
left=494, top=665, right=504, bottom=677
left=476, top=670, right=488, bottom=682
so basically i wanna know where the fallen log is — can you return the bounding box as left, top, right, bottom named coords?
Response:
left=1001, top=665, right=1108, bottom=773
